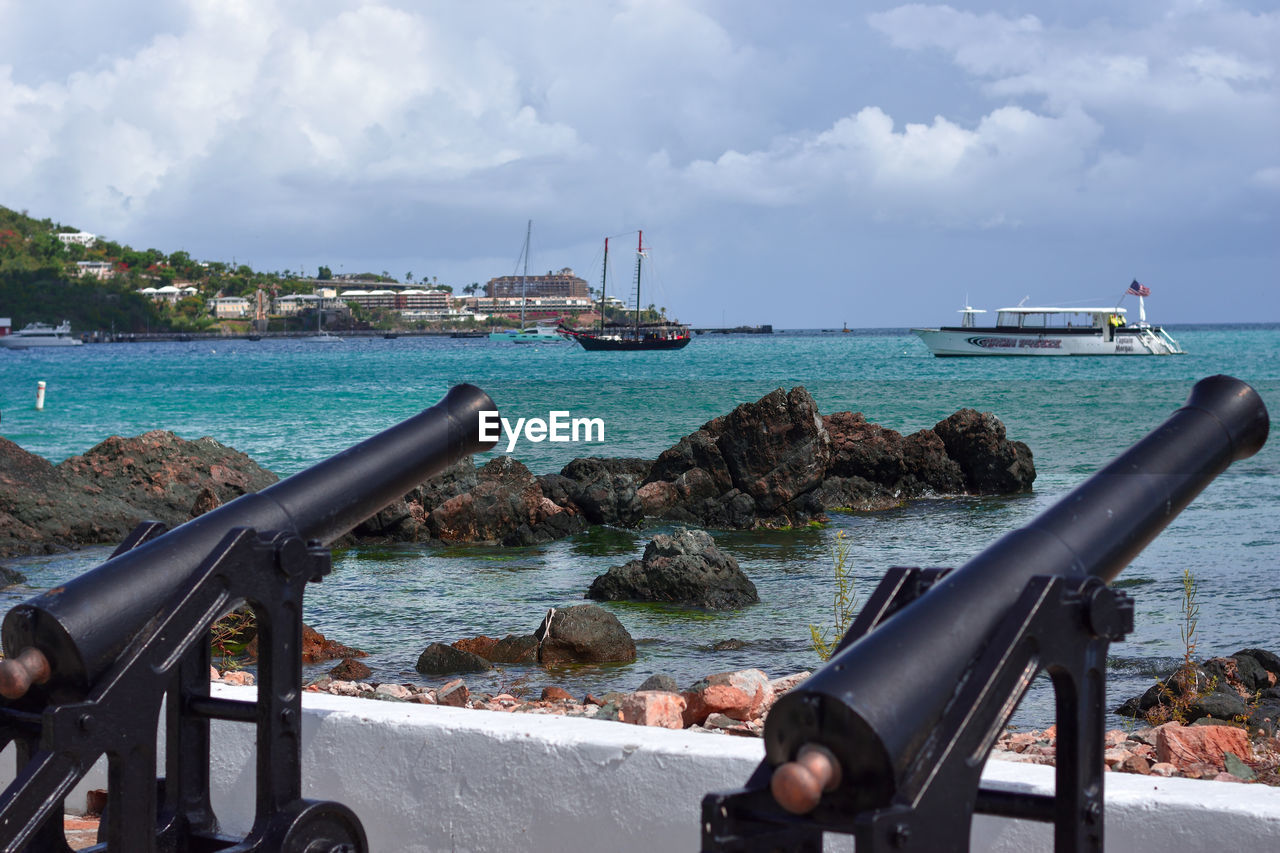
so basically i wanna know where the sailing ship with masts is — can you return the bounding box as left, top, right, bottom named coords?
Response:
left=559, top=230, right=691, bottom=351
left=488, top=220, right=567, bottom=344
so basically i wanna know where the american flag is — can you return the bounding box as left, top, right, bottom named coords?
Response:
left=1127, top=280, right=1151, bottom=297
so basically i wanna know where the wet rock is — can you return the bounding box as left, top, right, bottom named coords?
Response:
left=489, top=634, right=541, bottom=664
left=0, top=432, right=276, bottom=557
left=541, top=686, right=573, bottom=702
left=586, top=528, right=758, bottom=609
left=0, top=565, right=25, bottom=588
left=449, top=633, right=538, bottom=664
left=534, top=604, right=636, bottom=664
left=552, top=458, right=651, bottom=526
left=427, top=456, right=585, bottom=546
left=637, top=388, right=831, bottom=529
left=932, top=409, right=1035, bottom=494
left=243, top=623, right=366, bottom=664
left=415, top=642, right=493, bottom=675
left=452, top=636, right=501, bottom=659
left=328, top=657, right=372, bottom=681
left=409, top=457, right=479, bottom=515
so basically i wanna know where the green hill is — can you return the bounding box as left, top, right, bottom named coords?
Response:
left=0, top=204, right=317, bottom=334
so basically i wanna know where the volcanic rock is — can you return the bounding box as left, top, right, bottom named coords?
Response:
left=548, top=457, right=651, bottom=526
left=932, top=409, right=1035, bottom=494
left=449, top=633, right=539, bottom=665
left=329, top=657, right=373, bottom=681
left=639, top=388, right=831, bottom=528
left=416, top=642, right=494, bottom=675
left=586, top=527, right=759, bottom=609
left=426, top=456, right=585, bottom=545
left=0, top=432, right=276, bottom=558
left=534, top=604, right=636, bottom=664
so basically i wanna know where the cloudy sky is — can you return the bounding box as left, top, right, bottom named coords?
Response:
left=2, top=1, right=1276, bottom=327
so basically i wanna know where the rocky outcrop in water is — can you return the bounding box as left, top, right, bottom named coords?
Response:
left=427, top=604, right=637, bottom=674
left=629, top=387, right=1032, bottom=528
left=1115, top=648, right=1280, bottom=733
left=586, top=527, right=759, bottom=609
left=0, top=431, right=277, bottom=557
left=2, top=387, right=1034, bottom=554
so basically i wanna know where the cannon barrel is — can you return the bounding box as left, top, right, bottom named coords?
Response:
left=0, top=383, right=498, bottom=700
left=765, top=374, right=1269, bottom=812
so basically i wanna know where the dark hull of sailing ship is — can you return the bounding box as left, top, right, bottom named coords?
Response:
left=561, top=323, right=691, bottom=350
left=562, top=230, right=691, bottom=352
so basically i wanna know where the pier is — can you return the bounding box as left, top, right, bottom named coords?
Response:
left=690, top=324, right=773, bottom=335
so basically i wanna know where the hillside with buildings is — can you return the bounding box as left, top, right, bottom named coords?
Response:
left=0, top=204, right=632, bottom=337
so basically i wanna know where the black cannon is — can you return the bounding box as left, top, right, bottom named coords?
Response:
left=0, top=383, right=498, bottom=852
left=703, top=374, right=1269, bottom=853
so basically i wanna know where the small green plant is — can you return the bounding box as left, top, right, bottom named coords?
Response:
left=210, top=607, right=257, bottom=670
left=809, top=531, right=857, bottom=661
left=1145, top=567, right=1213, bottom=725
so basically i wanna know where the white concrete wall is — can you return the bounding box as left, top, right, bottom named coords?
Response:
left=5, top=685, right=1279, bottom=851
left=199, top=686, right=1280, bottom=853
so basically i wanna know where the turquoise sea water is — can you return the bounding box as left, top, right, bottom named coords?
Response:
left=1, top=327, right=1277, bottom=728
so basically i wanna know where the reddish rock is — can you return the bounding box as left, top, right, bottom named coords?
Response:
left=1155, top=722, right=1252, bottom=770
left=452, top=636, right=500, bottom=658
left=1004, top=732, right=1037, bottom=753
left=618, top=691, right=687, bottom=729
left=0, top=431, right=277, bottom=557
left=1104, top=729, right=1129, bottom=748
left=682, top=669, right=774, bottom=726
left=220, top=670, right=255, bottom=686
left=437, top=679, right=469, bottom=707
left=328, top=657, right=372, bottom=681
left=1149, top=762, right=1178, bottom=777
left=299, top=624, right=367, bottom=664
left=1103, top=748, right=1131, bottom=767
left=427, top=456, right=582, bottom=546
left=1117, top=754, right=1152, bottom=775
left=541, top=686, right=573, bottom=702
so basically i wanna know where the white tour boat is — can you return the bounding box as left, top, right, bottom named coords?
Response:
left=0, top=321, right=84, bottom=349
left=913, top=300, right=1183, bottom=357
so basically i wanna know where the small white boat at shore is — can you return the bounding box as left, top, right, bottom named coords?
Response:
left=0, top=321, right=84, bottom=349
left=913, top=299, right=1183, bottom=357
left=302, top=331, right=343, bottom=344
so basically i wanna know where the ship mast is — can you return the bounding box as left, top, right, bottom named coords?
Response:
left=633, top=230, right=644, bottom=337
left=520, top=219, right=531, bottom=328
left=599, top=237, right=608, bottom=335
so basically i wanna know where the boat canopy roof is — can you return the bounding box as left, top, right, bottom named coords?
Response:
left=995, top=306, right=1125, bottom=314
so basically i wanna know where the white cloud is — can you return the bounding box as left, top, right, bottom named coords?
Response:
left=0, top=1, right=582, bottom=234
left=682, top=103, right=1104, bottom=226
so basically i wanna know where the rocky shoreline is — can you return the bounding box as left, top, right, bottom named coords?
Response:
left=1, top=386, right=1035, bottom=557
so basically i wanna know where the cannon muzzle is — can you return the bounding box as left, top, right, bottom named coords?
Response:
left=1, top=383, right=498, bottom=700
left=765, top=374, right=1268, bottom=814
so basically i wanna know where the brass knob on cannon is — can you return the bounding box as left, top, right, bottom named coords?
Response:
left=770, top=743, right=842, bottom=815
left=0, top=647, right=51, bottom=700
